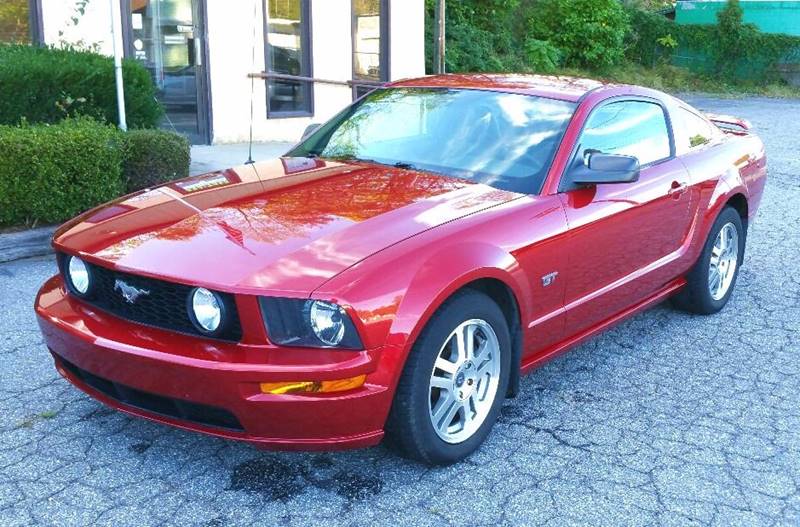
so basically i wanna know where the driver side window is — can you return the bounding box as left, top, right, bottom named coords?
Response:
left=579, top=101, right=671, bottom=167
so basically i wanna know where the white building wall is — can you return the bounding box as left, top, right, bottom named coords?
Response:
left=40, top=0, right=114, bottom=54
left=389, top=0, right=426, bottom=80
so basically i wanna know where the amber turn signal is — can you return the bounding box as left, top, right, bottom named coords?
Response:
left=260, top=374, right=367, bottom=395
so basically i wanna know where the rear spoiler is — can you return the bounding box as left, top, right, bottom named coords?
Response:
left=704, top=113, right=752, bottom=132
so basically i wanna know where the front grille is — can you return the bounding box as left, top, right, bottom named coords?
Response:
left=57, top=254, right=242, bottom=342
left=56, top=354, right=244, bottom=432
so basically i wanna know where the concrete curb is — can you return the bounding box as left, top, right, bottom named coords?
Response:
left=0, top=226, right=57, bottom=263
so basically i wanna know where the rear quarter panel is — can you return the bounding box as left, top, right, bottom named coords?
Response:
left=663, top=95, right=765, bottom=272
left=676, top=129, right=767, bottom=273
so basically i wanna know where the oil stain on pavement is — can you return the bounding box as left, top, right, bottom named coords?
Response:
left=228, top=455, right=383, bottom=502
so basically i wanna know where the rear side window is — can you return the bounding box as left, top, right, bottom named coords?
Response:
left=578, top=101, right=671, bottom=166
left=679, top=108, right=718, bottom=149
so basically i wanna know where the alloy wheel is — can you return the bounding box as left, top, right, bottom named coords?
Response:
left=708, top=222, right=739, bottom=301
left=428, top=319, right=501, bottom=444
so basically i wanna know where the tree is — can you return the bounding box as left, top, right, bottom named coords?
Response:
left=715, top=0, right=757, bottom=77
left=528, top=0, right=630, bottom=69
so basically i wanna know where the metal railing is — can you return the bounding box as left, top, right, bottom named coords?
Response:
left=247, top=72, right=386, bottom=89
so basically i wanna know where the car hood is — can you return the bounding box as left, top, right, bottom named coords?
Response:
left=54, top=158, right=521, bottom=294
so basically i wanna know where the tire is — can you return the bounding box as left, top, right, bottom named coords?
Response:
left=672, top=206, right=745, bottom=314
left=385, top=290, right=511, bottom=465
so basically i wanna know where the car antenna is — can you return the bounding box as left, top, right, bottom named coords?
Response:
left=245, top=0, right=258, bottom=165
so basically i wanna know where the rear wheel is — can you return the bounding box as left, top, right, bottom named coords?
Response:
left=385, top=290, right=511, bottom=465
left=672, top=206, right=745, bottom=314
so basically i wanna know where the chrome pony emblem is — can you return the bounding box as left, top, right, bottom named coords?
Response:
left=114, top=279, right=150, bottom=304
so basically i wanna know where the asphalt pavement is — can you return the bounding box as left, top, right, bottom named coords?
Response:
left=1, top=95, right=799, bottom=526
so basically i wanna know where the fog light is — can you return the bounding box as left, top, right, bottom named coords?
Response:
left=67, top=256, right=90, bottom=295
left=189, top=287, right=223, bottom=334
left=260, top=375, right=366, bottom=395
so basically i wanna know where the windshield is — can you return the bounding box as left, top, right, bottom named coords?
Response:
left=289, top=88, right=576, bottom=194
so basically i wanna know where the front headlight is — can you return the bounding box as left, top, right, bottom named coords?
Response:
left=66, top=256, right=91, bottom=296
left=308, top=300, right=346, bottom=346
left=259, top=297, right=363, bottom=349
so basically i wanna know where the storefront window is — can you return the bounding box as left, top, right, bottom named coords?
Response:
left=352, top=0, right=388, bottom=99
left=0, top=0, right=40, bottom=44
left=265, top=0, right=313, bottom=116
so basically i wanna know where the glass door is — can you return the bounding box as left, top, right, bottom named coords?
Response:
left=125, top=0, right=210, bottom=143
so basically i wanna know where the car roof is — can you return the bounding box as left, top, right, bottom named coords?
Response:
left=389, top=74, right=614, bottom=103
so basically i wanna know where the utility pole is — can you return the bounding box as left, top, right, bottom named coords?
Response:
left=109, top=0, right=127, bottom=131
left=434, top=0, right=446, bottom=74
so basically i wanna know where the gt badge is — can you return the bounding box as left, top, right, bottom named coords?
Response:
left=541, top=272, right=559, bottom=287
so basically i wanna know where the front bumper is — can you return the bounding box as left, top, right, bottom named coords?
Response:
left=35, top=275, right=394, bottom=450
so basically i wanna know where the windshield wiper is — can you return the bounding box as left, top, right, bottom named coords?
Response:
left=315, top=155, right=418, bottom=170
left=325, top=155, right=381, bottom=164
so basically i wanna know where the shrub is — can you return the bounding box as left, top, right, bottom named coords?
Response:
left=122, top=129, right=191, bottom=193
left=523, top=39, right=562, bottom=73
left=0, top=44, right=162, bottom=128
left=0, top=117, right=125, bottom=227
left=624, top=7, right=679, bottom=66
left=0, top=119, right=191, bottom=228
left=528, top=0, right=630, bottom=69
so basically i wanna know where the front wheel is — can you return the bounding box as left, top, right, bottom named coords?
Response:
left=385, top=290, right=511, bottom=465
left=672, top=206, right=745, bottom=314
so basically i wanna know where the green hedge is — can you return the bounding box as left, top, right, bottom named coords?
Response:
left=625, top=4, right=800, bottom=82
left=0, top=119, right=191, bottom=228
left=122, top=129, right=190, bottom=193
left=0, top=118, right=125, bottom=227
left=0, top=44, right=163, bottom=128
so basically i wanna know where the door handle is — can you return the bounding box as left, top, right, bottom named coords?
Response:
left=668, top=181, right=688, bottom=197
left=194, top=34, right=203, bottom=67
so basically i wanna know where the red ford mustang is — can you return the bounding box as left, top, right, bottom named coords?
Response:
left=35, top=75, right=767, bottom=464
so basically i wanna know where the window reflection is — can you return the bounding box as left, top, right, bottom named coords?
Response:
left=579, top=101, right=671, bottom=166
left=292, top=88, right=577, bottom=194
left=0, top=0, right=31, bottom=43
left=680, top=108, right=717, bottom=149
left=266, top=0, right=312, bottom=114
left=352, top=0, right=385, bottom=99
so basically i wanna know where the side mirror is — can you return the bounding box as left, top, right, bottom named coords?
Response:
left=301, top=123, right=322, bottom=140
left=569, top=153, right=640, bottom=185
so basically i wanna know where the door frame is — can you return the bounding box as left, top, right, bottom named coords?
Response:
left=119, top=0, right=213, bottom=144
left=28, top=0, right=44, bottom=44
